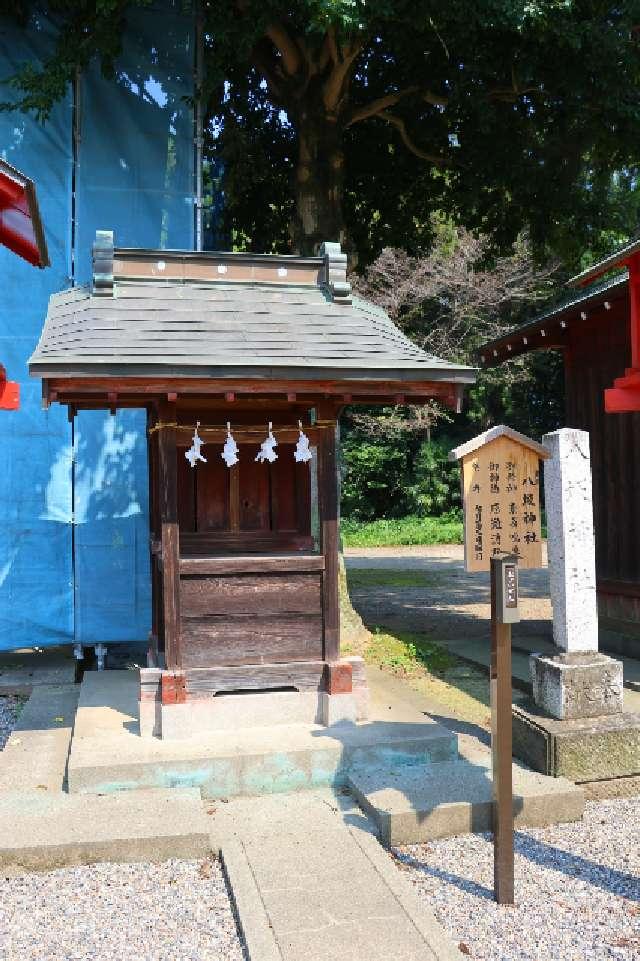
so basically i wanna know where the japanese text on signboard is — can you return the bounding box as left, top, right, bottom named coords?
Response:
left=461, top=438, right=543, bottom=572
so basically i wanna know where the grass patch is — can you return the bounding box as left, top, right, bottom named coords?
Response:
left=341, top=513, right=463, bottom=548
left=346, top=569, right=443, bottom=590
left=363, top=627, right=455, bottom=677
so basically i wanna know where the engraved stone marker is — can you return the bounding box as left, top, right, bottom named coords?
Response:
left=542, top=428, right=598, bottom=652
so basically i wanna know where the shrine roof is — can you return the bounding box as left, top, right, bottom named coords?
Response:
left=449, top=425, right=550, bottom=461
left=29, top=233, right=475, bottom=386
left=478, top=271, right=628, bottom=369
left=567, top=235, right=640, bottom=287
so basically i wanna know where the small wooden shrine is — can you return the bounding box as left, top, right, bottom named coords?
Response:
left=30, top=231, right=475, bottom=737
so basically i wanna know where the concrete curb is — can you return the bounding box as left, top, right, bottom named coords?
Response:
left=346, top=822, right=464, bottom=961
left=221, top=838, right=282, bottom=961
left=0, top=789, right=211, bottom=871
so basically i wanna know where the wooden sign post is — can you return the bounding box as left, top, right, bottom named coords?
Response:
left=450, top=426, right=549, bottom=905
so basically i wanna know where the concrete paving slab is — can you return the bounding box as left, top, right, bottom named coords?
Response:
left=217, top=791, right=462, bottom=961
left=348, top=756, right=584, bottom=846
left=0, top=647, right=75, bottom=693
left=67, top=672, right=458, bottom=797
left=0, top=788, right=210, bottom=870
left=0, top=684, right=78, bottom=793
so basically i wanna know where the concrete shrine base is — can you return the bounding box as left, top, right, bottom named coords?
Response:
left=512, top=698, right=640, bottom=782
left=139, top=657, right=371, bottom=740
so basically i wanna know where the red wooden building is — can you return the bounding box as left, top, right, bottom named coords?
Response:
left=30, top=231, right=474, bottom=737
left=481, top=239, right=640, bottom=650
left=0, top=158, right=49, bottom=410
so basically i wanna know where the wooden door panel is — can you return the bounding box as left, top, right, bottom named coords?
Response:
left=196, top=454, right=230, bottom=531
left=239, top=453, right=270, bottom=530
left=176, top=445, right=196, bottom=532
left=180, top=573, right=321, bottom=616
left=180, top=613, right=323, bottom=666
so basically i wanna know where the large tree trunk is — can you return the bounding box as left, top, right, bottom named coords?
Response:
left=291, top=107, right=346, bottom=255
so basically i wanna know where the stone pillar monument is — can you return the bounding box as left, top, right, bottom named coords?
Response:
left=544, top=429, right=598, bottom=654
left=529, top=429, right=623, bottom=720
left=513, top=427, right=639, bottom=783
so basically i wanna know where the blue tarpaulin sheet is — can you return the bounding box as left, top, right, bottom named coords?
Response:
left=0, top=2, right=195, bottom=651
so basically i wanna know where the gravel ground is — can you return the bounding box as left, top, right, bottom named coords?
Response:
left=394, top=798, right=640, bottom=961
left=0, top=857, right=246, bottom=961
left=0, top=695, right=23, bottom=750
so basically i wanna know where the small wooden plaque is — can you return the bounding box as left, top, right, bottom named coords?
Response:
left=451, top=427, right=549, bottom=573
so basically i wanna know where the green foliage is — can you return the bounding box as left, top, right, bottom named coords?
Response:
left=340, top=432, right=461, bottom=521
left=341, top=513, right=463, bottom=547
left=363, top=627, right=454, bottom=677
left=4, top=2, right=640, bottom=262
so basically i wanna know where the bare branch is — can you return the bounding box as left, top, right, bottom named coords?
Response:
left=378, top=111, right=447, bottom=166
left=352, top=228, right=559, bottom=363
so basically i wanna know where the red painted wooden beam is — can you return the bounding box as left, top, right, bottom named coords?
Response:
left=0, top=160, right=49, bottom=268
left=628, top=253, right=640, bottom=371
left=0, top=364, right=19, bottom=410
left=605, top=384, right=640, bottom=414
left=603, top=252, right=640, bottom=413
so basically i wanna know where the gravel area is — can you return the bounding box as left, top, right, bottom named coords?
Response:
left=0, top=857, right=246, bottom=961
left=394, top=798, right=640, bottom=961
left=0, top=695, right=23, bottom=750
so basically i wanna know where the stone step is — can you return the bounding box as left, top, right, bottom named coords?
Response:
left=348, top=756, right=585, bottom=846
left=0, top=788, right=210, bottom=870
left=69, top=723, right=459, bottom=798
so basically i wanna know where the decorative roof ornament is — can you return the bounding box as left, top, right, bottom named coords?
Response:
left=221, top=422, right=239, bottom=467
left=185, top=421, right=207, bottom=468
left=294, top=421, right=313, bottom=463
left=255, top=422, right=278, bottom=463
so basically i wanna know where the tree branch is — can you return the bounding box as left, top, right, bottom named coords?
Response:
left=322, top=36, right=365, bottom=113
left=251, top=40, right=287, bottom=105
left=346, top=87, right=420, bottom=126
left=346, top=87, right=449, bottom=126
left=423, top=90, right=448, bottom=108
left=265, top=22, right=303, bottom=77
left=378, top=111, right=447, bottom=166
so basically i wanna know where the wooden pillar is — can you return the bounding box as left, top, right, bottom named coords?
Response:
left=490, top=559, right=515, bottom=905
left=319, top=420, right=340, bottom=662
left=147, top=405, right=160, bottom=660
left=157, top=398, right=181, bottom=670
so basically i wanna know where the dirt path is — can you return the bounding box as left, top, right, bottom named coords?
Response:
left=344, top=544, right=552, bottom=643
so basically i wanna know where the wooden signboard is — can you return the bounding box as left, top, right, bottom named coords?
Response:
left=450, top=426, right=550, bottom=573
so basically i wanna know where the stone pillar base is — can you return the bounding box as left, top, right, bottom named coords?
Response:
left=530, top=652, right=623, bottom=720
left=512, top=700, right=640, bottom=781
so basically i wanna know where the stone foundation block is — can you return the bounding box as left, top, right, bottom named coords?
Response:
left=530, top=651, right=623, bottom=720
left=318, top=692, right=358, bottom=727
left=513, top=699, right=640, bottom=781
left=324, top=661, right=352, bottom=694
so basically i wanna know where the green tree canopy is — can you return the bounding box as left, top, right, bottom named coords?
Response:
left=3, top=1, right=640, bottom=260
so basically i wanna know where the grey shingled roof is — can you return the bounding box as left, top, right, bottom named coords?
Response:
left=29, top=279, right=476, bottom=383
